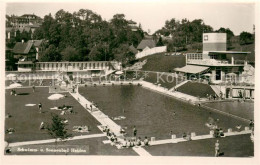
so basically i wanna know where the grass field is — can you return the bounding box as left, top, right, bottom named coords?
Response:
left=6, top=79, right=54, bottom=87
left=124, top=71, right=184, bottom=89
left=138, top=53, right=186, bottom=72
left=176, top=81, right=216, bottom=98
left=79, top=86, right=249, bottom=140
left=5, top=87, right=101, bottom=143
left=6, top=137, right=138, bottom=155
left=146, top=134, right=253, bottom=157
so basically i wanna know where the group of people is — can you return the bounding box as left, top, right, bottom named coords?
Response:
left=102, top=126, right=119, bottom=145
left=206, top=94, right=218, bottom=100
left=182, top=132, right=191, bottom=141
left=102, top=125, right=149, bottom=148
left=121, top=137, right=149, bottom=148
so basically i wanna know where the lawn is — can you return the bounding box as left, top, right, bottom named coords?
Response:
left=145, top=134, right=253, bottom=157
left=124, top=71, right=184, bottom=89
left=5, top=87, right=101, bottom=143
left=6, top=137, right=138, bottom=156
left=139, top=53, right=186, bottom=72
left=6, top=79, right=54, bottom=87
left=79, top=86, right=249, bottom=140
left=202, top=101, right=254, bottom=120
left=177, top=81, right=216, bottom=98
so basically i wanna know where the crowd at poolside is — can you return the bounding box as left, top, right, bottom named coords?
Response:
left=101, top=125, right=149, bottom=148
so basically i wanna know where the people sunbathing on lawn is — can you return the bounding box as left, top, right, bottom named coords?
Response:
left=59, top=105, right=73, bottom=110
left=39, top=122, right=45, bottom=130
left=73, top=126, right=89, bottom=132
left=5, top=113, right=12, bottom=118
left=6, top=128, right=15, bottom=134
left=112, top=116, right=126, bottom=120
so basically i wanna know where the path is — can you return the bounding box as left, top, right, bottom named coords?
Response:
left=169, top=80, right=189, bottom=92
left=8, top=133, right=106, bottom=147
left=149, top=130, right=252, bottom=146
left=132, top=147, right=152, bottom=156
left=140, top=81, right=201, bottom=104
left=70, top=92, right=123, bottom=137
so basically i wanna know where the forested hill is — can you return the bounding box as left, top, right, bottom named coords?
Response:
left=6, top=9, right=254, bottom=66
left=22, top=9, right=144, bottom=63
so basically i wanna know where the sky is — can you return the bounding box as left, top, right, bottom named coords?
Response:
left=6, top=1, right=255, bottom=35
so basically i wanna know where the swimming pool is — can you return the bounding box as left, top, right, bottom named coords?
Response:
left=79, top=86, right=249, bottom=140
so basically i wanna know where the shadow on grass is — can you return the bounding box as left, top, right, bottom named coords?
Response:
left=17, top=93, right=30, bottom=95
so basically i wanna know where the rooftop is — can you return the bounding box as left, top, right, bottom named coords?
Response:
left=28, top=40, right=44, bottom=47
left=208, top=51, right=251, bottom=55
left=13, top=42, right=34, bottom=54
left=137, top=39, right=156, bottom=50
left=175, top=65, right=209, bottom=74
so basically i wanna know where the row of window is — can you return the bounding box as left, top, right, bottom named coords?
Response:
left=187, top=53, right=203, bottom=60
left=36, top=62, right=109, bottom=69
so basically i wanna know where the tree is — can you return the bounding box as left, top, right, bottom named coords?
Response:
left=239, top=31, right=254, bottom=45
left=216, top=27, right=234, bottom=48
left=29, top=9, right=144, bottom=63
left=156, top=36, right=164, bottom=46
left=61, top=46, right=79, bottom=61
left=39, top=44, right=61, bottom=62
left=47, top=114, right=71, bottom=140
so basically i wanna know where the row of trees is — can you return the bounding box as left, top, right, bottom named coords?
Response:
left=32, top=9, right=144, bottom=65
left=154, top=18, right=254, bottom=52
left=154, top=18, right=214, bottom=51
left=6, top=10, right=254, bottom=63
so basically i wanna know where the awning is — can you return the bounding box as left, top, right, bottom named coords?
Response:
left=208, top=51, right=250, bottom=55
left=16, top=61, right=34, bottom=64
left=175, top=65, right=209, bottom=74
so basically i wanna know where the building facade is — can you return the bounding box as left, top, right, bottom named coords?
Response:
left=183, top=33, right=251, bottom=84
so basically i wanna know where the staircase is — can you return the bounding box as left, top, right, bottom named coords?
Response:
left=169, top=80, right=189, bottom=92
left=210, top=85, right=221, bottom=97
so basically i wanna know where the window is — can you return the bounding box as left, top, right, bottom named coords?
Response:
left=210, top=55, right=217, bottom=59
left=204, top=35, right=208, bottom=41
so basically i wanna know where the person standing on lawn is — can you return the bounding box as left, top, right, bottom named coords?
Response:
left=32, top=85, right=35, bottom=92
left=38, top=103, right=42, bottom=113
left=215, top=140, right=220, bottom=157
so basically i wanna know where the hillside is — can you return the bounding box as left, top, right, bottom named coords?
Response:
left=138, top=53, right=186, bottom=72
left=229, top=43, right=255, bottom=63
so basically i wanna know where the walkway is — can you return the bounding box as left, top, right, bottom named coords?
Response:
left=169, top=80, right=189, bottom=92
left=140, top=81, right=201, bottom=104
left=149, top=130, right=252, bottom=146
left=132, top=147, right=152, bottom=156
left=70, top=92, right=123, bottom=137
left=9, top=133, right=106, bottom=147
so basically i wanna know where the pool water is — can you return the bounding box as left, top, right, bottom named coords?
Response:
left=79, top=86, right=249, bottom=140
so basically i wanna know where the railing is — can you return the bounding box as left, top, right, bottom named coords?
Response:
left=187, top=59, right=245, bottom=66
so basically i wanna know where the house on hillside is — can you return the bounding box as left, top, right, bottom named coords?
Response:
left=128, top=20, right=139, bottom=32
left=28, top=40, right=47, bottom=60
left=137, top=39, right=156, bottom=52
left=129, top=45, right=138, bottom=54
left=8, top=14, right=43, bottom=28
left=13, top=40, right=37, bottom=72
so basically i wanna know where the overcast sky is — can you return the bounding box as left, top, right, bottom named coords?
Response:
left=6, top=1, right=255, bottom=35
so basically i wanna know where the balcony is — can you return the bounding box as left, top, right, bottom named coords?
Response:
left=187, top=59, right=246, bottom=66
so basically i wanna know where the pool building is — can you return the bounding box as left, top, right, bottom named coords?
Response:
left=175, top=33, right=254, bottom=99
